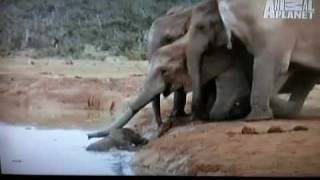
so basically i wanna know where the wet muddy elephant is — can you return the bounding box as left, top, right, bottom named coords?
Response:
left=185, top=0, right=320, bottom=121
left=86, top=128, right=148, bottom=152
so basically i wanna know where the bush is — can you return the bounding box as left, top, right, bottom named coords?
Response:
left=0, top=0, right=200, bottom=60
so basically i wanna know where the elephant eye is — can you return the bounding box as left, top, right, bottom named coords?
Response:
left=164, top=36, right=174, bottom=44
left=161, top=69, right=169, bottom=76
left=196, top=24, right=205, bottom=31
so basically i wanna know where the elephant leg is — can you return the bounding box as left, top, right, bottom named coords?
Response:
left=246, top=51, right=290, bottom=121
left=169, top=88, right=187, bottom=117
left=271, top=96, right=296, bottom=118
left=209, top=65, right=250, bottom=120
left=285, top=75, right=316, bottom=116
left=188, top=57, right=205, bottom=120
left=152, top=95, right=162, bottom=127
left=272, top=73, right=316, bottom=118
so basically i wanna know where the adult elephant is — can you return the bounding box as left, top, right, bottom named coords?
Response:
left=147, top=5, right=193, bottom=127
left=186, top=0, right=320, bottom=121
left=87, top=34, right=251, bottom=139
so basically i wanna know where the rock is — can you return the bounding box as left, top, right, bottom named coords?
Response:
left=267, top=126, right=285, bottom=133
left=241, top=126, right=259, bottom=135
left=292, top=125, right=308, bottom=131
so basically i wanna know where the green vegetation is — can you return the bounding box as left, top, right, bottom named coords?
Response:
left=0, top=0, right=199, bottom=60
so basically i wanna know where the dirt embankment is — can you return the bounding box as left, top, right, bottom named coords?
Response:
left=132, top=119, right=320, bottom=176
left=131, top=89, right=320, bottom=176
left=1, top=56, right=320, bottom=176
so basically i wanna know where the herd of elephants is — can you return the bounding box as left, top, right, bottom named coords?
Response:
left=87, top=0, right=320, bottom=140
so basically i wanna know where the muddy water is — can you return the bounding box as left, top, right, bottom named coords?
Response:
left=0, top=122, right=135, bottom=175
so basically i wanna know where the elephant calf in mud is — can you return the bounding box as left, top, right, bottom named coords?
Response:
left=86, top=128, right=148, bottom=152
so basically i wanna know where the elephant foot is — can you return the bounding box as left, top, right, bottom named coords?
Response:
left=168, top=110, right=188, bottom=118
left=244, top=110, right=273, bottom=122
left=157, top=120, right=173, bottom=137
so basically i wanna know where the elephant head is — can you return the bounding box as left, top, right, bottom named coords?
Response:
left=186, top=0, right=228, bottom=118
left=147, top=7, right=192, bottom=59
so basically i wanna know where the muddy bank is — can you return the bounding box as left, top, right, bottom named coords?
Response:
left=132, top=119, right=320, bottom=176
left=128, top=84, right=320, bottom=176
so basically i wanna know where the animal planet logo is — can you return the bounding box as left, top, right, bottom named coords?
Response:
left=264, top=0, right=315, bottom=19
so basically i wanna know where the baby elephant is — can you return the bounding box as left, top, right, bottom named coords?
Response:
left=86, top=128, right=148, bottom=152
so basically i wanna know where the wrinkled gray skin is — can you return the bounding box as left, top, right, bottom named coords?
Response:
left=86, top=128, right=148, bottom=152
left=186, top=0, right=320, bottom=121
left=147, top=5, right=192, bottom=127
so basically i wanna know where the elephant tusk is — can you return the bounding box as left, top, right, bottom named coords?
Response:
left=87, top=108, right=134, bottom=139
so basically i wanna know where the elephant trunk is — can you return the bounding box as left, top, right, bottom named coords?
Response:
left=88, top=73, right=166, bottom=139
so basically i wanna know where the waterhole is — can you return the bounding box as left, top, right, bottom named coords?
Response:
left=0, top=122, right=135, bottom=175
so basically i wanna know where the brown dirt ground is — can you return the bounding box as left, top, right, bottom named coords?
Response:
left=1, top=56, right=320, bottom=176
left=0, top=56, right=146, bottom=129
